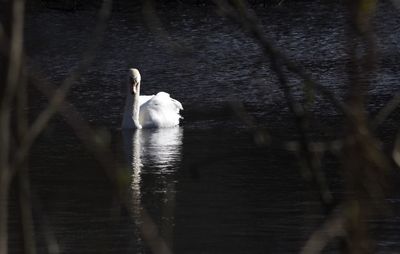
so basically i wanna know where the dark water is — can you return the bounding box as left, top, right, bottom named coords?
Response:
left=12, top=1, right=400, bottom=253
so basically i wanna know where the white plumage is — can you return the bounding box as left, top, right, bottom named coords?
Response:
left=122, top=68, right=183, bottom=129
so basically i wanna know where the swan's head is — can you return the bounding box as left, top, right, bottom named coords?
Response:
left=128, top=68, right=141, bottom=95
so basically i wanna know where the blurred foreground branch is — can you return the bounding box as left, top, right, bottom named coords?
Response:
left=11, top=0, right=112, bottom=178
left=31, top=72, right=173, bottom=254
left=215, top=0, right=392, bottom=253
left=0, top=1, right=26, bottom=253
left=0, top=0, right=175, bottom=253
left=215, top=0, right=337, bottom=211
left=340, top=1, right=390, bottom=253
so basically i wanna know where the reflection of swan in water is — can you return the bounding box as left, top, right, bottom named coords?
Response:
left=138, top=127, right=183, bottom=170
left=122, top=127, right=183, bottom=251
left=122, top=130, right=142, bottom=200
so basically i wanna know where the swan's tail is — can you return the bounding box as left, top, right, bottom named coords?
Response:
left=171, top=98, right=183, bottom=119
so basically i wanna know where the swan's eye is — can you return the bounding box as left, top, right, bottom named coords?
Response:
left=129, top=77, right=135, bottom=83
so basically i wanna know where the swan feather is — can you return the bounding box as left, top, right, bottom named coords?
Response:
left=139, top=92, right=183, bottom=128
left=122, top=68, right=183, bottom=129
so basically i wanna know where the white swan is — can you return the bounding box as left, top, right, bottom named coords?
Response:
left=122, top=68, right=183, bottom=129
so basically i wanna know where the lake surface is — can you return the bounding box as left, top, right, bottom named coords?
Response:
left=10, top=1, right=400, bottom=253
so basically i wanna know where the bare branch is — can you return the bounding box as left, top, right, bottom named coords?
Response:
left=17, top=62, right=37, bottom=254
left=12, top=0, right=113, bottom=175
left=392, top=131, right=400, bottom=167
left=216, top=0, right=335, bottom=208
left=229, top=98, right=271, bottom=145
left=1, top=0, right=25, bottom=108
left=1, top=1, right=173, bottom=249
left=30, top=192, right=60, bottom=254
left=215, top=0, right=351, bottom=118
left=0, top=0, right=25, bottom=178
left=0, top=1, right=25, bottom=254
left=18, top=170, right=37, bottom=254
left=372, top=91, right=400, bottom=129
left=30, top=71, right=174, bottom=254
left=301, top=209, right=346, bottom=254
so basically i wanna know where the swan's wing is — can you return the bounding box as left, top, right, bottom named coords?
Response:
left=139, top=95, right=154, bottom=107
left=139, top=92, right=182, bottom=128
left=171, top=98, right=183, bottom=111
left=154, top=92, right=183, bottom=115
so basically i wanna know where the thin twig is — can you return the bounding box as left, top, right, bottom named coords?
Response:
left=17, top=63, right=37, bottom=254
left=30, top=72, right=173, bottom=254
left=372, top=91, right=400, bottom=129
left=31, top=191, right=60, bottom=254
left=2, top=0, right=172, bottom=252
left=18, top=170, right=37, bottom=254
left=0, top=1, right=25, bottom=254
left=215, top=0, right=350, bottom=118
left=342, top=1, right=388, bottom=253
left=11, top=0, right=112, bottom=176
left=301, top=208, right=346, bottom=254
left=216, top=0, right=334, bottom=208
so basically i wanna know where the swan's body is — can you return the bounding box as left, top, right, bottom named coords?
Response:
left=122, top=68, right=183, bottom=129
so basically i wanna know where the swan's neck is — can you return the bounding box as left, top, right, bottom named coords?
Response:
left=123, top=84, right=142, bottom=129
left=132, top=87, right=141, bottom=128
